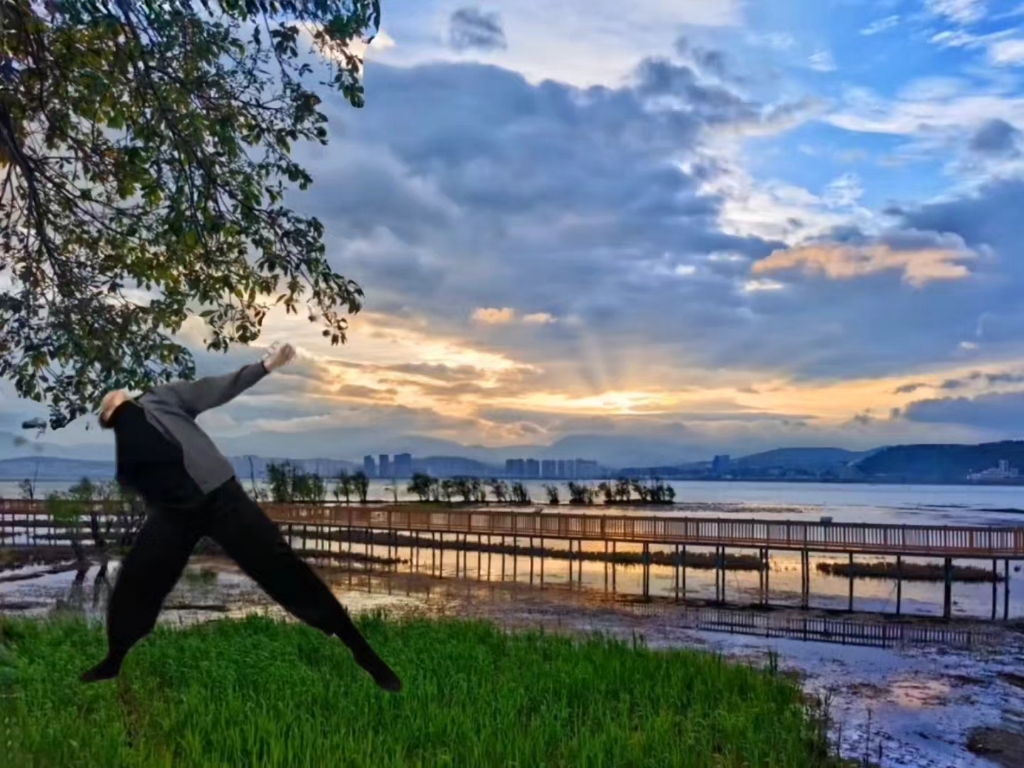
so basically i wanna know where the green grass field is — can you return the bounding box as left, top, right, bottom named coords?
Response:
left=1, top=614, right=846, bottom=767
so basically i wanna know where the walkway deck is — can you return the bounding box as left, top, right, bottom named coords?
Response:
left=263, top=504, right=1024, bottom=559
left=2, top=499, right=1023, bottom=620
left=3, top=499, right=1024, bottom=559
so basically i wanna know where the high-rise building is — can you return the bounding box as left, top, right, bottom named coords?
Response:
left=711, top=455, right=732, bottom=475
left=541, top=459, right=556, bottom=478
left=505, top=458, right=525, bottom=477
left=556, top=459, right=567, bottom=479
left=394, top=453, right=413, bottom=477
left=363, top=455, right=376, bottom=477
left=379, top=454, right=391, bottom=478
left=574, top=459, right=599, bottom=479
left=525, top=458, right=540, bottom=478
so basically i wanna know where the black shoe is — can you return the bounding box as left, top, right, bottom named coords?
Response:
left=80, top=655, right=123, bottom=683
left=353, top=648, right=402, bottom=693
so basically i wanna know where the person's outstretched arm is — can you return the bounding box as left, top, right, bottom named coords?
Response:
left=150, top=343, right=296, bottom=417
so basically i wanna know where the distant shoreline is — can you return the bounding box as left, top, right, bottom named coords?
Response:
left=1, top=473, right=1023, bottom=489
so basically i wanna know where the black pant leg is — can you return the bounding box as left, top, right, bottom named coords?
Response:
left=204, top=480, right=401, bottom=691
left=81, top=505, right=203, bottom=682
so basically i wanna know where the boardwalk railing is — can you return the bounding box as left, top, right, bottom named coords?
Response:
left=4, top=499, right=1024, bottom=559
left=262, top=504, right=1024, bottom=558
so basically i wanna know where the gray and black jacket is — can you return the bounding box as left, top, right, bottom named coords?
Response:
left=132, top=362, right=270, bottom=495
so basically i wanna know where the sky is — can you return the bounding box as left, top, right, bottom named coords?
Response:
left=5, top=0, right=1024, bottom=465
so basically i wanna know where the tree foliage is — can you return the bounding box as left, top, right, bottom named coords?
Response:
left=0, top=0, right=381, bottom=428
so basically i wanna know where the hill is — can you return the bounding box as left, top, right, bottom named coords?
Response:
left=735, top=447, right=873, bottom=471
left=854, top=441, right=1024, bottom=482
left=0, top=455, right=358, bottom=483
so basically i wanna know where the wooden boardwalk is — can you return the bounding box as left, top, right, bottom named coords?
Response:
left=261, top=504, right=1024, bottom=559
left=3, top=499, right=1024, bottom=558
left=3, top=499, right=1023, bottom=620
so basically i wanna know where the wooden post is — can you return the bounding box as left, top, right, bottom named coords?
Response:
left=612, top=540, right=617, bottom=593
left=604, top=540, right=609, bottom=592
left=642, top=542, right=650, bottom=599
left=992, top=559, right=998, bottom=621
left=943, top=557, right=953, bottom=620
left=719, top=546, right=726, bottom=603
left=764, top=549, right=770, bottom=604
left=567, top=539, right=572, bottom=586
left=674, top=544, right=680, bottom=602
left=800, top=551, right=809, bottom=609
left=1005, top=559, right=1011, bottom=621
left=848, top=552, right=854, bottom=613
left=758, top=549, right=765, bottom=599
left=896, top=556, right=903, bottom=616
left=681, top=545, right=686, bottom=597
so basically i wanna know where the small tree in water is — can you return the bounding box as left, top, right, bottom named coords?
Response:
left=542, top=484, right=560, bottom=505
left=351, top=471, right=370, bottom=504
left=487, top=479, right=509, bottom=504
left=407, top=472, right=433, bottom=502
left=509, top=482, right=531, bottom=505
left=332, top=471, right=353, bottom=504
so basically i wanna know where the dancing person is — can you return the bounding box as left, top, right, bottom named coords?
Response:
left=81, top=343, right=402, bottom=692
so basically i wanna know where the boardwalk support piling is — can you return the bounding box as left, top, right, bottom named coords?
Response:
left=896, top=556, right=903, bottom=616
left=1005, top=559, right=1011, bottom=621
left=943, top=558, right=953, bottom=620
left=848, top=553, right=854, bottom=612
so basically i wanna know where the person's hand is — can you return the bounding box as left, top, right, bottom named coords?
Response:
left=263, top=342, right=296, bottom=373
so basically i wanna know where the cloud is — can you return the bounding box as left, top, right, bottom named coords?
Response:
left=448, top=7, right=507, bottom=52
left=751, top=243, right=975, bottom=287
left=808, top=50, right=836, bottom=73
left=903, top=390, right=1024, bottom=431
left=926, top=0, right=987, bottom=25
left=969, top=118, right=1021, bottom=155
left=894, top=382, right=928, bottom=394
left=523, top=312, right=556, bottom=324
left=860, top=15, right=900, bottom=35
left=989, top=39, right=1024, bottom=65
left=471, top=307, right=516, bottom=325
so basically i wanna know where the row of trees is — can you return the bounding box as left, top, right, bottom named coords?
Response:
left=406, top=475, right=531, bottom=505
left=409, top=474, right=676, bottom=506
left=259, top=467, right=679, bottom=506
left=262, top=461, right=372, bottom=504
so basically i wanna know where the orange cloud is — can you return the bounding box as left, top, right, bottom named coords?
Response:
left=752, top=243, right=974, bottom=287
left=471, top=307, right=517, bottom=324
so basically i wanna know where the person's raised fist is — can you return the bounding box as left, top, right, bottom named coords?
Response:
left=264, top=342, right=296, bottom=372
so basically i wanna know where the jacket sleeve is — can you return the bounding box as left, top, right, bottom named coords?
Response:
left=149, top=362, right=270, bottom=417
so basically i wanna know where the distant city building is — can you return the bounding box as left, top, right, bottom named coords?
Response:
left=379, top=454, right=391, bottom=478
left=541, top=459, right=556, bottom=478
left=394, top=453, right=413, bottom=477
left=968, top=459, right=1020, bottom=481
left=505, top=458, right=526, bottom=477
left=556, top=459, right=567, bottom=478
left=711, top=455, right=732, bottom=474
left=574, top=459, right=599, bottom=479
left=525, top=458, right=540, bottom=478
left=363, top=455, right=376, bottom=477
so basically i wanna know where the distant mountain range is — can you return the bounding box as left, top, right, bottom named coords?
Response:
left=1, top=441, right=1020, bottom=484
left=852, top=441, right=1024, bottom=483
